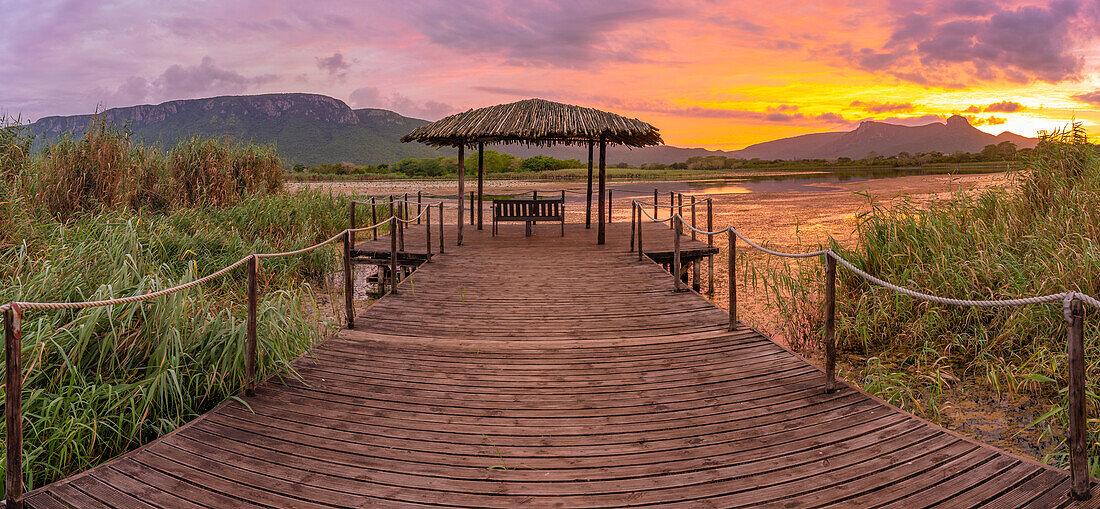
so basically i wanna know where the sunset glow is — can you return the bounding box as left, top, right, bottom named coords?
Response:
left=3, top=0, right=1099, bottom=148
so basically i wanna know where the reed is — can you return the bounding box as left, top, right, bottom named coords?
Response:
left=0, top=120, right=380, bottom=494
left=757, top=124, right=1100, bottom=473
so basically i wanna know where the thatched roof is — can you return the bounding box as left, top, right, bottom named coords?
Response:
left=401, top=98, right=662, bottom=148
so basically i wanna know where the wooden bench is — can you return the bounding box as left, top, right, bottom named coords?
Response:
left=492, top=191, right=565, bottom=237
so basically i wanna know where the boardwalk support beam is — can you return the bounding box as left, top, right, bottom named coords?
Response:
left=5, top=306, right=23, bottom=509
left=1068, top=297, right=1091, bottom=500
left=457, top=144, right=464, bottom=246
left=823, top=254, right=837, bottom=393
left=707, top=199, right=714, bottom=295
left=390, top=217, right=399, bottom=295
left=586, top=142, right=593, bottom=229
left=438, top=203, right=445, bottom=254
left=597, top=139, right=607, bottom=244
left=637, top=204, right=644, bottom=262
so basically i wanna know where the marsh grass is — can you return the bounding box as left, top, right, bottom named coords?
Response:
left=756, top=124, right=1100, bottom=472
left=0, top=117, right=389, bottom=493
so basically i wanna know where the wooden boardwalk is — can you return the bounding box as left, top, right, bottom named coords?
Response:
left=25, top=222, right=1099, bottom=508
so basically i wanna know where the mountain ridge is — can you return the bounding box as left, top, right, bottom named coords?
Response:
left=25, top=93, right=1038, bottom=166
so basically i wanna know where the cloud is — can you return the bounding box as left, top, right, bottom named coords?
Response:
left=983, top=100, right=1024, bottom=113
left=316, top=52, right=351, bottom=78
left=103, top=57, right=277, bottom=107
left=1071, top=91, right=1100, bottom=106
left=850, top=101, right=914, bottom=113
left=403, top=0, right=677, bottom=68
left=843, top=0, right=1094, bottom=85
left=964, top=105, right=981, bottom=113
left=349, top=87, right=455, bottom=119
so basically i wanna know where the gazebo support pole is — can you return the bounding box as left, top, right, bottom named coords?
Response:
left=477, top=142, right=484, bottom=230
left=586, top=141, right=593, bottom=229
left=597, top=138, right=607, bottom=245
left=457, top=143, right=465, bottom=246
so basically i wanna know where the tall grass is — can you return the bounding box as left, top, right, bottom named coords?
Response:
left=759, top=124, right=1100, bottom=473
left=0, top=118, right=370, bottom=493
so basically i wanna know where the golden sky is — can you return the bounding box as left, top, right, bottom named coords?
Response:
left=3, top=0, right=1099, bottom=148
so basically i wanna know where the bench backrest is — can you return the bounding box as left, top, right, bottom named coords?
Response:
left=493, top=198, right=564, bottom=221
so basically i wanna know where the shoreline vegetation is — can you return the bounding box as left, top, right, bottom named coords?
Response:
left=3, top=115, right=1099, bottom=492
left=756, top=124, right=1100, bottom=475
left=0, top=118, right=367, bottom=494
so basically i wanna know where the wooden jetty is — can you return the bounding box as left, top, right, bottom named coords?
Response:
left=23, top=222, right=1099, bottom=508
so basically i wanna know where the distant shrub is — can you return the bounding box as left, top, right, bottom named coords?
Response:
left=519, top=155, right=581, bottom=172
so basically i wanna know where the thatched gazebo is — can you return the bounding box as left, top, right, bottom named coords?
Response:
left=401, top=98, right=662, bottom=245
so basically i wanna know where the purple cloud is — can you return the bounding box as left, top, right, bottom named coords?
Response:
left=349, top=87, right=455, bottom=120
left=846, top=0, right=1094, bottom=85
left=316, top=52, right=351, bottom=77
left=1071, top=91, right=1100, bottom=106
left=983, top=100, right=1024, bottom=113
left=850, top=101, right=914, bottom=113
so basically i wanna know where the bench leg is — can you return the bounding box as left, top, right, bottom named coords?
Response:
left=526, top=221, right=532, bottom=237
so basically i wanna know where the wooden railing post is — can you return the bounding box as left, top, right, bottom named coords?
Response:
left=417, top=191, right=423, bottom=225
left=690, top=196, right=696, bottom=241
left=728, top=230, right=736, bottom=331
left=349, top=201, right=357, bottom=246
left=469, top=191, right=475, bottom=226
left=629, top=201, right=636, bottom=252
left=707, top=199, right=715, bottom=295
left=390, top=217, right=399, bottom=295
left=438, top=203, right=445, bottom=254
left=343, top=231, right=354, bottom=329
left=5, top=306, right=23, bottom=509
left=608, top=189, right=613, bottom=223
left=1068, top=297, right=1091, bottom=500
left=425, top=205, right=432, bottom=261
left=637, top=204, right=644, bottom=261
left=669, top=191, right=674, bottom=229
left=370, top=197, right=378, bottom=240
left=653, top=188, right=658, bottom=220
left=397, top=204, right=405, bottom=252
left=673, top=215, right=686, bottom=292
left=246, top=255, right=258, bottom=396
left=691, top=196, right=700, bottom=290
left=824, top=254, right=837, bottom=393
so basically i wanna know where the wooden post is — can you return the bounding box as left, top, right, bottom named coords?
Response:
left=343, top=232, right=354, bottom=329
left=5, top=306, right=23, bottom=509
left=417, top=191, right=422, bottom=225
left=669, top=191, right=674, bottom=229
left=1068, top=297, right=1091, bottom=500
left=728, top=230, right=736, bottom=331
left=629, top=201, right=636, bottom=252
left=425, top=205, right=432, bottom=261
left=672, top=215, right=685, bottom=292
left=597, top=139, right=607, bottom=245
left=438, top=203, right=445, bottom=254
left=637, top=205, right=644, bottom=261
left=707, top=199, right=715, bottom=295
left=469, top=191, right=474, bottom=226
left=403, top=193, right=408, bottom=223
left=246, top=256, right=258, bottom=396
left=349, top=201, right=357, bottom=246
left=690, top=196, right=697, bottom=241
left=586, top=141, right=593, bottom=229
left=653, top=188, right=658, bottom=220
left=370, top=197, right=378, bottom=240
left=390, top=217, right=399, bottom=294
left=457, top=143, right=465, bottom=246
left=824, top=254, right=837, bottom=393
left=477, top=141, right=484, bottom=230
left=397, top=202, right=405, bottom=252
left=608, top=189, right=613, bottom=224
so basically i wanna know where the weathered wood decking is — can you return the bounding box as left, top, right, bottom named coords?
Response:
left=26, top=222, right=1100, bottom=507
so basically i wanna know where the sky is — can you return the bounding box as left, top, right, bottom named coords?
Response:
left=2, top=0, right=1100, bottom=149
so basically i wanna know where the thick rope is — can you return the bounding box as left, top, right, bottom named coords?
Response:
left=0, top=214, right=405, bottom=313
left=630, top=200, right=1100, bottom=319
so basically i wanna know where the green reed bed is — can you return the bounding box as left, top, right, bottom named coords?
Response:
left=757, top=125, right=1100, bottom=473
left=0, top=119, right=388, bottom=493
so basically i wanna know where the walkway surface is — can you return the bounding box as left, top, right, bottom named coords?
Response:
left=26, top=222, right=1099, bottom=508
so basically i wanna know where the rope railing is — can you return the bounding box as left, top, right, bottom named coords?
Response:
left=630, top=197, right=1097, bottom=501
left=0, top=204, right=448, bottom=509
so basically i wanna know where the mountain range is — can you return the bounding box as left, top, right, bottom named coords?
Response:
left=25, top=93, right=1037, bottom=166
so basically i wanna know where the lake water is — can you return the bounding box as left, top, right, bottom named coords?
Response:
left=600, top=164, right=1010, bottom=200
